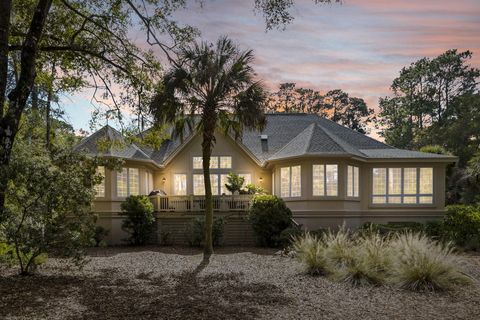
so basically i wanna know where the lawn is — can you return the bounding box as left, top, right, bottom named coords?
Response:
left=1, top=247, right=479, bottom=320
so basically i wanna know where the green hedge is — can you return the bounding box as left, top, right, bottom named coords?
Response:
left=248, top=195, right=292, bottom=247
left=443, top=205, right=480, bottom=248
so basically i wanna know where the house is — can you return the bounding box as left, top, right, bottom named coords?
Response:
left=75, top=113, right=456, bottom=245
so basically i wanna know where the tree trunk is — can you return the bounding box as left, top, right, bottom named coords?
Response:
left=0, top=0, right=52, bottom=220
left=45, top=62, right=55, bottom=150
left=0, top=0, right=12, bottom=119
left=201, top=111, right=216, bottom=262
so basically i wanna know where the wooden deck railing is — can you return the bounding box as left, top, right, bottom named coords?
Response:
left=149, top=194, right=254, bottom=212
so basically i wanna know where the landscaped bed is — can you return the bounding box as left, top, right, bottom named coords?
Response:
left=1, top=246, right=479, bottom=320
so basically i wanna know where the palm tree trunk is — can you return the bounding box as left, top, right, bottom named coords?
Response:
left=202, top=117, right=215, bottom=261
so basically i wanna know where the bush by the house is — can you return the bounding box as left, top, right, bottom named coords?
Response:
left=442, top=205, right=480, bottom=248
left=248, top=195, right=293, bottom=247
left=92, top=226, right=110, bottom=247
left=120, top=195, right=155, bottom=245
left=278, top=226, right=304, bottom=248
left=185, top=216, right=225, bottom=247
left=292, top=229, right=471, bottom=291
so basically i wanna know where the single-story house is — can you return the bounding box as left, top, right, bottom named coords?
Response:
left=75, top=113, right=456, bottom=245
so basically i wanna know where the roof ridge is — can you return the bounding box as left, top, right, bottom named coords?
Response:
left=315, top=123, right=362, bottom=156
left=269, top=123, right=314, bottom=160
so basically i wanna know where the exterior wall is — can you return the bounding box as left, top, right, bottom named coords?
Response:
left=153, top=132, right=271, bottom=195
left=271, top=158, right=448, bottom=230
left=93, top=160, right=156, bottom=245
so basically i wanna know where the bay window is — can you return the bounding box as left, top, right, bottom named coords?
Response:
left=347, top=165, right=359, bottom=197
left=94, top=166, right=105, bottom=198
left=280, top=165, right=301, bottom=198
left=116, top=167, right=139, bottom=197
left=372, top=167, right=433, bottom=204
left=313, top=164, right=338, bottom=196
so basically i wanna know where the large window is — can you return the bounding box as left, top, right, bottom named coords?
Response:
left=116, top=167, right=139, bottom=197
left=192, top=156, right=232, bottom=169
left=193, top=173, right=251, bottom=195
left=347, top=165, right=359, bottom=197
left=173, top=174, right=187, bottom=195
left=280, top=166, right=301, bottom=198
left=313, top=164, right=338, bottom=196
left=372, top=167, right=433, bottom=204
left=94, top=166, right=105, bottom=197
left=145, top=171, right=153, bottom=194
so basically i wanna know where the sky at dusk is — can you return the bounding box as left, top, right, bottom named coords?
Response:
left=63, top=0, right=480, bottom=137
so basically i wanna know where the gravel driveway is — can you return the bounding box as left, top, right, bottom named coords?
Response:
left=1, top=246, right=479, bottom=320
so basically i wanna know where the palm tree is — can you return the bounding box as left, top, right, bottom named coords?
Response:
left=150, top=37, right=266, bottom=261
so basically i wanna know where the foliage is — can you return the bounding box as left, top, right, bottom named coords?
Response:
left=248, top=195, right=292, bottom=247
left=225, top=172, right=245, bottom=194
left=278, top=225, right=304, bottom=248
left=378, top=50, right=480, bottom=165
left=1, top=139, right=97, bottom=275
left=360, top=222, right=426, bottom=236
left=120, top=195, right=155, bottom=246
left=419, top=145, right=450, bottom=155
left=293, top=229, right=471, bottom=291
left=442, top=205, right=480, bottom=247
left=266, top=84, right=375, bottom=133
left=292, top=232, right=329, bottom=275
left=388, top=233, right=471, bottom=291
left=0, top=241, right=16, bottom=267
left=150, top=36, right=267, bottom=258
left=242, top=183, right=267, bottom=195
left=92, top=226, right=110, bottom=247
left=185, top=217, right=225, bottom=247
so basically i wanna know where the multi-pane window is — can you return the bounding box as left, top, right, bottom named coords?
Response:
left=116, top=167, right=139, bottom=197
left=220, top=156, right=232, bottom=169
left=313, top=164, right=338, bottom=196
left=347, top=165, right=359, bottom=197
left=94, top=166, right=105, bottom=197
left=173, top=174, right=187, bottom=195
left=129, top=168, right=139, bottom=195
left=117, top=168, right=128, bottom=197
left=280, top=166, right=301, bottom=198
left=192, top=174, right=221, bottom=195
left=145, top=171, right=153, bottom=194
left=192, top=156, right=232, bottom=169
left=372, top=167, right=434, bottom=204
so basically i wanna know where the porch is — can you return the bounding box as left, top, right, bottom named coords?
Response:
left=149, top=194, right=254, bottom=212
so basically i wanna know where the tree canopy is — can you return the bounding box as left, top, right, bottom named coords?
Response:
left=266, top=83, right=375, bottom=133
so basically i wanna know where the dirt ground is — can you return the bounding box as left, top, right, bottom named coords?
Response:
left=1, top=246, right=479, bottom=320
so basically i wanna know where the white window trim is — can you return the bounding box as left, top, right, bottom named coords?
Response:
left=371, top=167, right=434, bottom=205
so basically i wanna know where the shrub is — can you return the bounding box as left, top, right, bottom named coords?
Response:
left=443, top=205, right=480, bottom=247
left=0, top=242, right=16, bottom=267
left=224, top=172, right=245, bottom=194
left=360, top=222, right=425, bottom=236
left=248, top=195, right=292, bottom=247
left=92, top=226, right=110, bottom=247
left=120, top=195, right=155, bottom=245
left=278, top=226, right=304, bottom=248
left=292, top=233, right=329, bottom=275
left=2, top=141, right=97, bottom=275
left=334, top=232, right=391, bottom=286
left=323, top=227, right=354, bottom=270
left=185, top=217, right=225, bottom=247
left=243, top=183, right=266, bottom=195
left=388, top=233, right=471, bottom=291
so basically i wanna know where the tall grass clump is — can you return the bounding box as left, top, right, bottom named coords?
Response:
left=334, top=232, right=391, bottom=286
left=323, top=226, right=354, bottom=270
left=292, top=233, right=328, bottom=275
left=388, top=232, right=471, bottom=291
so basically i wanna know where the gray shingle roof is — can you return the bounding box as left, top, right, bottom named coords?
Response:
left=76, top=114, right=456, bottom=166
